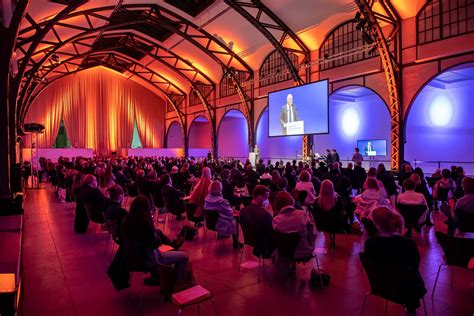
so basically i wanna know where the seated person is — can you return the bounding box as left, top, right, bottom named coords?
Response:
left=295, top=170, right=317, bottom=205
left=354, top=178, right=390, bottom=219
left=122, top=196, right=187, bottom=286
left=396, top=178, right=428, bottom=234
left=105, top=185, right=128, bottom=244
left=364, top=207, right=426, bottom=315
left=239, top=185, right=275, bottom=258
left=313, top=180, right=349, bottom=235
left=160, top=174, right=185, bottom=219
left=444, top=176, right=474, bottom=235
left=204, top=181, right=241, bottom=249
left=189, top=167, right=212, bottom=218
left=75, top=174, right=111, bottom=234
left=142, top=170, right=164, bottom=208
left=273, top=191, right=316, bottom=260
left=432, top=168, right=455, bottom=202
left=221, top=169, right=240, bottom=208
left=171, top=166, right=188, bottom=193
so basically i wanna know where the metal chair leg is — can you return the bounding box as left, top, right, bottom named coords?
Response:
left=238, top=245, right=245, bottom=271
left=258, top=257, right=262, bottom=283
left=450, top=266, right=455, bottom=287
left=431, top=264, right=444, bottom=296
left=361, top=292, right=369, bottom=316
left=384, top=300, right=388, bottom=316
left=315, top=255, right=324, bottom=288
left=202, top=228, right=208, bottom=253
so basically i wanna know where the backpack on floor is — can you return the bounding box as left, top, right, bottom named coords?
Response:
left=178, top=225, right=197, bottom=241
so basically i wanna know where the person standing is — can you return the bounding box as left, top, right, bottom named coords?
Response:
left=352, top=147, right=363, bottom=165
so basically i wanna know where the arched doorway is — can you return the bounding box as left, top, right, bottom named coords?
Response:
left=217, top=110, right=249, bottom=159
left=166, top=121, right=184, bottom=148
left=314, top=86, right=391, bottom=165
left=188, top=116, right=212, bottom=157
left=255, top=107, right=302, bottom=162
left=405, top=62, right=474, bottom=175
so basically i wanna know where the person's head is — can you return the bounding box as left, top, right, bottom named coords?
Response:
left=277, top=177, right=288, bottom=190
left=221, top=168, right=230, bottom=180
left=347, top=162, right=353, bottom=170
left=171, top=166, right=179, bottom=174
left=299, top=170, right=311, bottom=182
left=108, top=184, right=124, bottom=204
left=355, top=147, right=360, bottom=153
left=160, top=173, right=171, bottom=186
left=367, top=167, right=377, bottom=178
left=404, top=164, right=412, bottom=173
left=326, top=149, right=331, bottom=153
left=410, top=174, right=421, bottom=187
left=209, top=180, right=222, bottom=196
left=286, top=93, right=293, bottom=105
left=201, top=166, right=212, bottom=179
left=273, top=191, right=294, bottom=214
left=366, top=177, right=379, bottom=191
left=441, top=168, right=451, bottom=179
left=271, top=170, right=281, bottom=182
left=371, top=207, right=404, bottom=235
left=137, top=169, right=145, bottom=178
left=456, top=166, right=464, bottom=176
left=147, top=170, right=157, bottom=180
left=81, top=174, right=97, bottom=188
left=462, top=177, right=474, bottom=194
left=403, top=178, right=416, bottom=191
left=318, top=179, right=336, bottom=211
left=128, top=195, right=153, bottom=226
left=264, top=167, right=270, bottom=174
left=252, top=185, right=270, bottom=206
left=332, top=149, right=337, bottom=153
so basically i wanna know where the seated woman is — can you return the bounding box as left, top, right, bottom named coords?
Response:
left=364, top=207, right=426, bottom=315
left=312, top=180, right=349, bottom=237
left=354, top=178, right=390, bottom=219
left=122, top=196, right=188, bottom=286
left=160, top=174, right=186, bottom=219
left=295, top=170, right=317, bottom=205
left=204, top=181, right=241, bottom=249
left=189, top=167, right=212, bottom=218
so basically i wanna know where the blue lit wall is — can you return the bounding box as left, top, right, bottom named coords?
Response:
left=313, top=87, right=391, bottom=163
left=256, top=108, right=303, bottom=161
left=217, top=110, right=249, bottom=159
left=405, top=77, right=474, bottom=175
left=166, top=122, right=183, bottom=148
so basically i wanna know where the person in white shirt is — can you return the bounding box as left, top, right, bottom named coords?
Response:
left=280, top=94, right=299, bottom=133
left=396, top=178, right=428, bottom=226
left=354, top=178, right=391, bottom=218
left=295, top=170, right=316, bottom=205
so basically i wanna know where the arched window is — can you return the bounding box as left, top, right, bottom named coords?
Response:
left=259, top=50, right=299, bottom=87
left=319, top=20, right=378, bottom=71
left=417, top=0, right=474, bottom=45
left=219, top=70, right=248, bottom=98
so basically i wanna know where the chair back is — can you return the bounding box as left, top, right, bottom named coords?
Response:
left=273, top=230, right=300, bottom=260
left=204, top=210, right=220, bottom=230
left=240, top=221, right=258, bottom=247
left=311, top=205, right=346, bottom=234
left=435, top=231, right=474, bottom=268
left=396, top=203, right=426, bottom=226
left=296, top=190, right=308, bottom=206
left=84, top=201, right=104, bottom=224
left=260, top=178, right=271, bottom=188
left=359, top=252, right=422, bottom=305
left=454, top=208, right=474, bottom=233
left=185, top=202, right=203, bottom=223
left=158, top=263, right=177, bottom=298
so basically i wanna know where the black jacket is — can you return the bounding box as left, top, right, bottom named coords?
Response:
left=239, top=203, right=276, bottom=258
left=161, top=184, right=185, bottom=215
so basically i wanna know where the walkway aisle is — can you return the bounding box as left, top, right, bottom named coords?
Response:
left=21, top=185, right=474, bottom=316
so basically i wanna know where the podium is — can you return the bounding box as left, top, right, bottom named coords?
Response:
left=286, top=121, right=304, bottom=135
left=248, top=152, right=258, bottom=166
left=367, top=151, right=377, bottom=157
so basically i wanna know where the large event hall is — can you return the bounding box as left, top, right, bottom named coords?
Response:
left=1, top=0, right=474, bottom=315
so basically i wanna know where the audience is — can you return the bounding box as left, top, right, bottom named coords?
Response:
left=444, top=176, right=474, bottom=235
left=189, top=167, right=213, bottom=217
left=105, top=185, right=128, bottom=244
left=160, top=174, right=185, bottom=219
left=295, top=170, right=317, bottom=205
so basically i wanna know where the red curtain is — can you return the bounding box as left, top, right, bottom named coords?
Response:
left=26, top=67, right=166, bottom=154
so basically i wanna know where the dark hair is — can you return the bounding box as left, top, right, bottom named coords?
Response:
left=273, top=191, right=294, bottom=213
left=277, top=177, right=288, bottom=189
left=252, top=185, right=270, bottom=198
left=355, top=147, right=360, bottom=152
left=107, top=184, right=124, bottom=202
left=403, top=178, right=416, bottom=191
left=441, top=168, right=451, bottom=179
left=160, top=173, right=171, bottom=186
left=462, top=177, right=474, bottom=194
left=127, top=195, right=154, bottom=228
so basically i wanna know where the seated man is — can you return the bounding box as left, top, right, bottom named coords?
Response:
left=445, top=176, right=474, bottom=235
left=273, top=191, right=316, bottom=260
left=364, top=207, right=426, bottom=316
left=396, top=178, right=428, bottom=235
left=239, top=185, right=275, bottom=258
left=105, top=185, right=128, bottom=245
left=75, top=174, right=111, bottom=234
left=160, top=174, right=185, bottom=219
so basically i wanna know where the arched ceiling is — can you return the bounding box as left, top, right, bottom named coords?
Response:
left=15, top=0, right=424, bottom=122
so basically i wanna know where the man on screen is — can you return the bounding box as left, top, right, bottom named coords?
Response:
left=280, top=94, right=299, bottom=134
left=365, top=142, right=374, bottom=155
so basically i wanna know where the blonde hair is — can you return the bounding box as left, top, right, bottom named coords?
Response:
left=209, top=180, right=222, bottom=196
left=371, top=207, right=404, bottom=234
left=317, top=180, right=336, bottom=211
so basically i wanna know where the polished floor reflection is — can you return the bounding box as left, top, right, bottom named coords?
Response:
left=21, top=185, right=473, bottom=316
